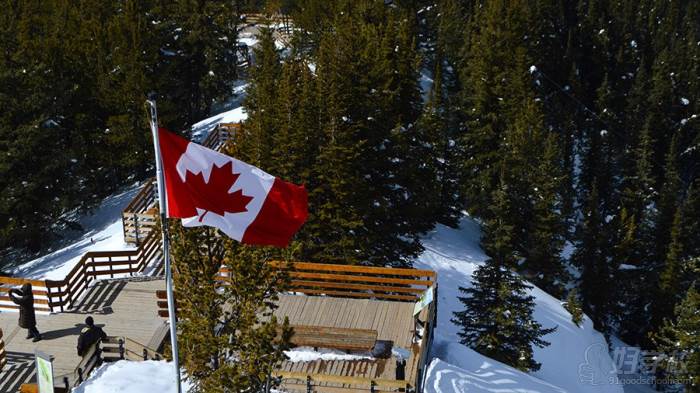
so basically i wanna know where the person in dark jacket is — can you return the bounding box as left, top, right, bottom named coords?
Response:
left=77, top=316, right=107, bottom=357
left=9, top=283, right=42, bottom=342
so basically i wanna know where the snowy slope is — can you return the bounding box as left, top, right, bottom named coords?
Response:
left=416, top=216, right=623, bottom=393
left=425, top=354, right=566, bottom=393
left=12, top=184, right=141, bottom=280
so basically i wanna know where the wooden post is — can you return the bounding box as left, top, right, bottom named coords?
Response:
left=134, top=213, right=140, bottom=246
left=67, top=278, right=74, bottom=310
left=119, top=338, right=125, bottom=360
left=46, top=285, right=54, bottom=313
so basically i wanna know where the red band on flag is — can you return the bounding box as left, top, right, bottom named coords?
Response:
left=242, top=178, right=309, bottom=247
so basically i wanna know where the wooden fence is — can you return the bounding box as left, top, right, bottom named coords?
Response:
left=219, top=262, right=436, bottom=302
left=0, top=276, right=53, bottom=314
left=0, top=328, right=6, bottom=372
left=122, top=178, right=158, bottom=244
left=0, top=122, right=239, bottom=314
left=0, top=230, right=162, bottom=314
left=277, top=371, right=413, bottom=393
left=44, top=230, right=162, bottom=312
left=157, top=262, right=435, bottom=317
left=56, top=335, right=163, bottom=389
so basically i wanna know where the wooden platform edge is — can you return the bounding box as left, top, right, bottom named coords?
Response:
left=277, top=371, right=412, bottom=390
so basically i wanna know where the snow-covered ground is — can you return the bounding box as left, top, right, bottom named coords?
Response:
left=72, top=360, right=191, bottom=393
left=191, top=80, right=249, bottom=143
left=416, top=216, right=624, bottom=393
left=11, top=184, right=141, bottom=280
left=425, top=356, right=566, bottom=393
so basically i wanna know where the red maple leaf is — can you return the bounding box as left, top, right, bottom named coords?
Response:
left=178, top=161, right=254, bottom=222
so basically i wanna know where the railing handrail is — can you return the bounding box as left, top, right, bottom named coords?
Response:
left=0, top=328, right=6, bottom=372
left=43, top=230, right=161, bottom=312
left=218, top=261, right=435, bottom=302
left=277, top=371, right=412, bottom=391
left=123, top=178, right=156, bottom=215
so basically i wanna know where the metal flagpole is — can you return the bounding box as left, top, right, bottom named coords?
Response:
left=146, top=96, right=182, bottom=393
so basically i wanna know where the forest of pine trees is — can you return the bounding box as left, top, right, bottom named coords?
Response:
left=1, top=0, right=699, bottom=389
left=239, top=0, right=699, bottom=381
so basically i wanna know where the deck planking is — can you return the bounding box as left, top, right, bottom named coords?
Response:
left=0, top=278, right=166, bottom=391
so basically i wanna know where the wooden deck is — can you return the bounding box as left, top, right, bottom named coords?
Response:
left=272, top=295, right=430, bottom=392
left=0, top=278, right=167, bottom=392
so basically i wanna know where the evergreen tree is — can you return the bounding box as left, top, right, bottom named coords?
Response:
left=413, top=56, right=462, bottom=228
left=452, top=177, right=555, bottom=372
left=239, top=27, right=282, bottom=167
left=564, top=288, right=584, bottom=327
left=653, top=284, right=700, bottom=392
left=169, top=224, right=291, bottom=392
left=262, top=1, right=431, bottom=266
left=154, top=0, right=240, bottom=129
left=572, top=184, right=614, bottom=334
left=522, top=130, right=568, bottom=296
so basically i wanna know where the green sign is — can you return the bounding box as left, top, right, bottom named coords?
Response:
left=35, top=350, right=54, bottom=393
left=413, top=285, right=434, bottom=316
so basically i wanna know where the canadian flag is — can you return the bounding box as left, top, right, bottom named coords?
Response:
left=158, top=127, right=308, bottom=247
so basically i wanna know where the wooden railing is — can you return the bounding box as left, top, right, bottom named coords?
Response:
left=157, top=262, right=436, bottom=317
left=219, top=262, right=436, bottom=302
left=201, top=122, right=238, bottom=152
left=277, top=372, right=413, bottom=393
left=44, top=230, right=162, bottom=312
left=0, top=328, right=6, bottom=372
left=121, top=123, right=240, bottom=245
left=413, top=284, right=438, bottom=393
left=122, top=178, right=158, bottom=244
left=0, top=276, right=52, bottom=313
left=101, top=336, right=163, bottom=362
left=58, top=335, right=163, bottom=389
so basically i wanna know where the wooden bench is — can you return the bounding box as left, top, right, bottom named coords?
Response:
left=288, top=325, right=378, bottom=352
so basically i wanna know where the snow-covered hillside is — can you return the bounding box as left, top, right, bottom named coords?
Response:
left=416, top=217, right=623, bottom=393
left=12, top=184, right=141, bottom=280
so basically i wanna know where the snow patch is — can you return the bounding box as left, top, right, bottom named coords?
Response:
left=284, top=347, right=373, bottom=362
left=73, top=360, right=192, bottom=393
